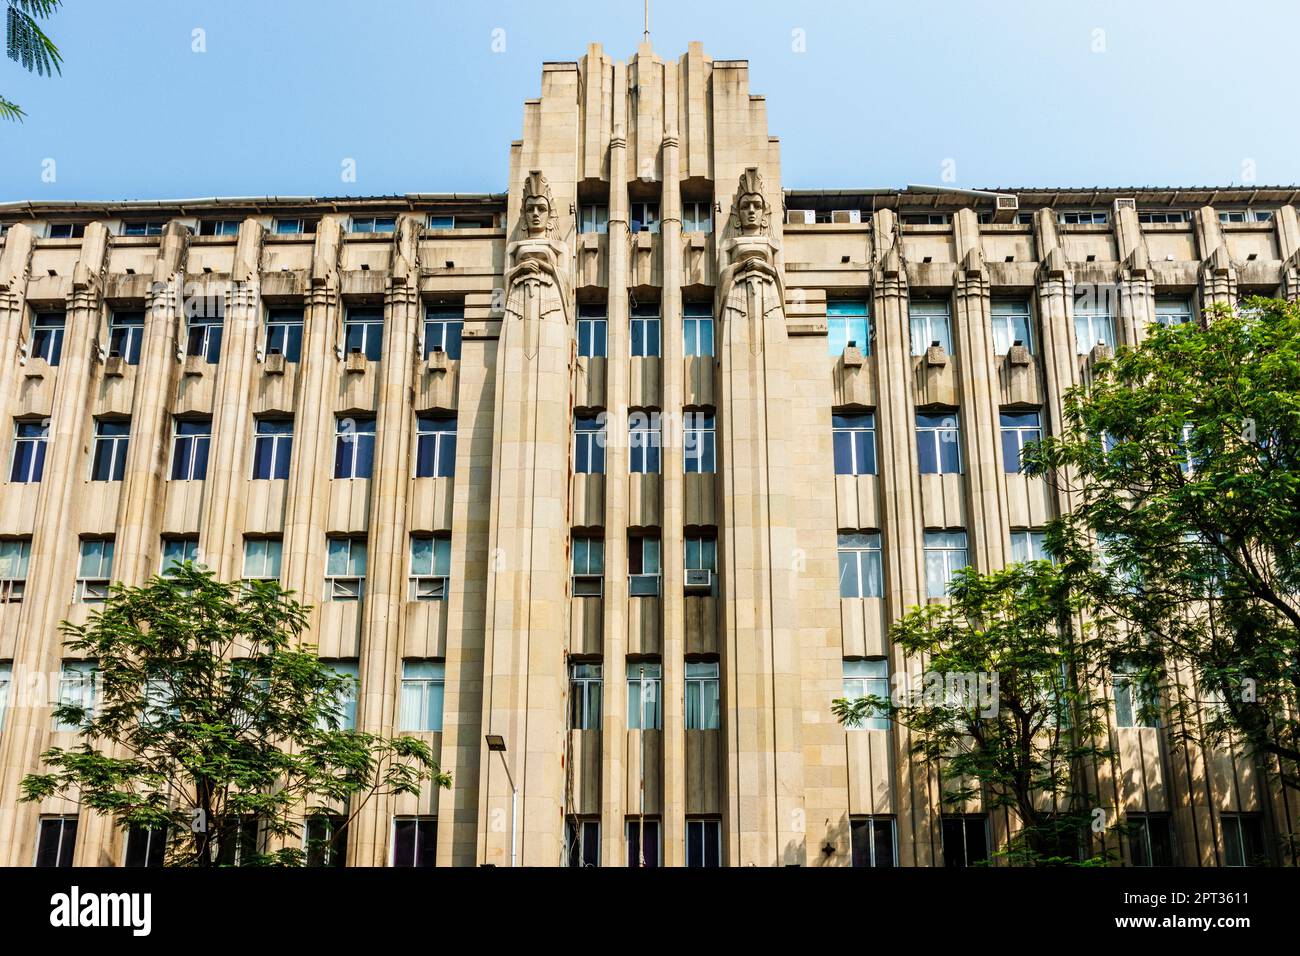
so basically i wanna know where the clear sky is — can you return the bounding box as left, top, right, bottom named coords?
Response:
left=2, top=0, right=1297, bottom=202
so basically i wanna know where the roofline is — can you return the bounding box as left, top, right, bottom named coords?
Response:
left=0, top=193, right=508, bottom=217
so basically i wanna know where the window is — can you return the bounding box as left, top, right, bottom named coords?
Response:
left=409, top=534, right=451, bottom=600
left=31, top=312, right=65, bottom=365
left=578, top=204, right=608, bottom=234
left=570, top=662, right=602, bottom=730
left=626, top=818, right=660, bottom=867
left=909, top=300, right=952, bottom=355
left=10, top=419, right=48, bottom=483
left=1128, top=814, right=1173, bottom=867
left=630, top=301, right=660, bottom=357
left=0, top=539, right=29, bottom=603
left=627, top=661, right=662, bottom=730
left=683, top=302, right=714, bottom=357
left=399, top=661, right=445, bottom=732
left=199, top=219, right=240, bottom=236
left=1154, top=296, right=1193, bottom=328
left=1113, top=664, right=1159, bottom=728
left=916, top=411, right=961, bottom=474
left=35, top=817, right=78, bottom=867
left=991, top=299, right=1033, bottom=354
left=827, top=300, right=870, bottom=356
left=851, top=816, right=896, bottom=868
left=392, top=817, right=437, bottom=867
left=415, top=415, right=456, bottom=478
left=628, top=536, right=661, bottom=596
left=161, top=537, right=200, bottom=575
left=242, top=538, right=282, bottom=581
left=108, top=310, right=145, bottom=364
left=334, top=416, right=376, bottom=479
left=0, top=662, right=9, bottom=730
left=685, top=661, right=720, bottom=730
left=46, top=222, right=85, bottom=239
left=1137, top=210, right=1187, bottom=224
left=686, top=818, right=722, bottom=867
left=1058, top=210, right=1108, bottom=225
left=1073, top=296, right=1115, bottom=354
left=628, top=411, right=660, bottom=474
left=1219, top=209, right=1273, bottom=224
left=942, top=815, right=989, bottom=867
left=317, top=660, right=358, bottom=732
left=684, top=411, right=715, bottom=474
left=574, top=413, right=606, bottom=474
left=572, top=536, right=604, bottom=597
left=252, top=417, right=293, bottom=480
left=76, top=538, right=114, bottom=603
left=426, top=213, right=493, bottom=229
left=91, top=419, right=130, bottom=481
left=842, top=659, right=890, bottom=729
left=325, top=537, right=366, bottom=601
left=344, top=307, right=384, bottom=361
left=124, top=826, right=168, bottom=867
left=902, top=212, right=950, bottom=225
left=682, top=201, right=713, bottom=234
left=685, top=535, right=718, bottom=594
left=566, top=817, right=600, bottom=867
left=577, top=304, right=607, bottom=358
left=265, top=308, right=303, bottom=362
left=1010, top=530, right=1049, bottom=564
left=122, top=221, right=164, bottom=237
left=305, top=815, right=348, bottom=868
left=170, top=419, right=211, bottom=481
left=630, top=201, right=660, bottom=234
left=424, top=305, right=463, bottom=359
left=838, top=532, right=883, bottom=599
left=1000, top=410, right=1041, bottom=474
left=274, top=218, right=317, bottom=235
left=833, top=412, right=876, bottom=476
left=1221, top=814, right=1267, bottom=867
left=351, top=215, right=395, bottom=234
left=216, top=816, right=261, bottom=866
left=186, top=307, right=224, bottom=363
left=924, top=531, right=969, bottom=599
left=56, top=660, right=96, bottom=731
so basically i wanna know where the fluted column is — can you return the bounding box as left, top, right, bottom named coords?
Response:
left=195, top=222, right=264, bottom=578
left=599, top=74, right=633, bottom=866
left=351, top=216, right=423, bottom=865
left=1194, top=206, right=1237, bottom=311
left=0, top=223, right=110, bottom=865
left=951, top=208, right=1008, bottom=571
left=871, top=210, right=937, bottom=866
left=1113, top=201, right=1156, bottom=346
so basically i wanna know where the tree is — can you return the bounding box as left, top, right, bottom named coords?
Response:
left=3, top=0, right=62, bottom=121
left=833, top=561, right=1115, bottom=865
left=21, top=563, right=449, bottom=866
left=1025, top=298, right=1300, bottom=800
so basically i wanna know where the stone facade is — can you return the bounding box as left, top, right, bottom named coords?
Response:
left=0, top=40, right=1297, bottom=867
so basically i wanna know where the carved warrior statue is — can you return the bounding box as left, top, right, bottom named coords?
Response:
left=716, top=166, right=786, bottom=333
left=504, top=169, right=573, bottom=336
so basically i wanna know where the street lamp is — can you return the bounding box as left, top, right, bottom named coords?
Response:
left=485, top=734, right=517, bottom=868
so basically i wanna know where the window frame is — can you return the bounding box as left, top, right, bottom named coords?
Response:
left=573, top=413, right=606, bottom=475
left=10, top=418, right=49, bottom=483
left=569, top=661, right=603, bottom=731
left=571, top=536, right=604, bottom=597
left=837, top=532, right=883, bottom=599
left=991, top=299, right=1033, bottom=355
left=398, top=660, right=445, bottom=732
left=684, top=660, right=720, bottom=730
left=333, top=416, right=376, bottom=479
left=343, top=307, right=385, bottom=361
left=264, top=308, right=304, bottom=362
left=833, top=412, right=877, bottom=476
left=31, top=311, right=66, bottom=366
left=924, top=530, right=970, bottom=599
left=325, top=536, right=367, bottom=601
left=107, top=310, right=145, bottom=364
left=408, top=534, right=451, bottom=601
left=626, top=661, right=663, bottom=730
left=76, top=538, right=114, bottom=603
left=423, top=305, right=464, bottom=360
left=909, top=300, right=953, bottom=356
left=685, top=817, right=722, bottom=867
left=0, top=538, right=31, bottom=604
left=683, top=302, right=714, bottom=357
left=252, top=416, right=294, bottom=480
left=415, top=414, right=457, bottom=479
left=850, top=815, right=897, bottom=868
left=170, top=418, right=212, bottom=481
left=916, top=411, right=962, bottom=475
left=683, top=411, right=716, bottom=474
left=90, top=418, right=131, bottom=482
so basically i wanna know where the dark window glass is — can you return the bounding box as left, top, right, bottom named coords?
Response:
left=108, top=311, right=145, bottom=365
left=252, top=418, right=293, bottom=480
left=31, top=312, right=65, bottom=366
left=942, top=816, right=988, bottom=867
left=35, top=817, right=77, bottom=867
left=626, top=819, right=660, bottom=868
left=415, top=415, right=457, bottom=478
left=305, top=816, right=348, bottom=868
left=392, top=817, right=436, bottom=867
left=124, top=825, right=168, bottom=867
left=424, top=307, right=463, bottom=360
left=11, top=420, right=48, bottom=483
left=265, top=309, right=303, bottom=362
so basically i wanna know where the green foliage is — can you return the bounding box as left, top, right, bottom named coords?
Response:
left=20, top=563, right=450, bottom=866
left=833, top=560, right=1115, bottom=866
left=1025, top=298, right=1300, bottom=790
left=4, top=0, right=61, bottom=121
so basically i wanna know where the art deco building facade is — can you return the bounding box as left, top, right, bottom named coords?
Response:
left=0, top=41, right=1297, bottom=868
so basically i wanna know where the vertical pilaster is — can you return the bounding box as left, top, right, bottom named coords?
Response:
left=1194, top=206, right=1237, bottom=310
left=1113, top=200, right=1155, bottom=346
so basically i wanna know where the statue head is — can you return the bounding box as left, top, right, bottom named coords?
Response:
left=521, top=169, right=556, bottom=238
left=731, top=167, right=769, bottom=235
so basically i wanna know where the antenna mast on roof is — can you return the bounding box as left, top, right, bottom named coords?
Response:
left=643, top=0, right=650, bottom=43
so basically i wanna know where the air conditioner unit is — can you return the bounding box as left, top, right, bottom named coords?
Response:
left=685, top=569, right=712, bottom=591
left=831, top=209, right=861, bottom=224
left=786, top=209, right=815, bottom=225
left=1114, top=198, right=1137, bottom=211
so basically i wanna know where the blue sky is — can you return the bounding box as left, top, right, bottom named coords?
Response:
left=2, top=0, right=1297, bottom=202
